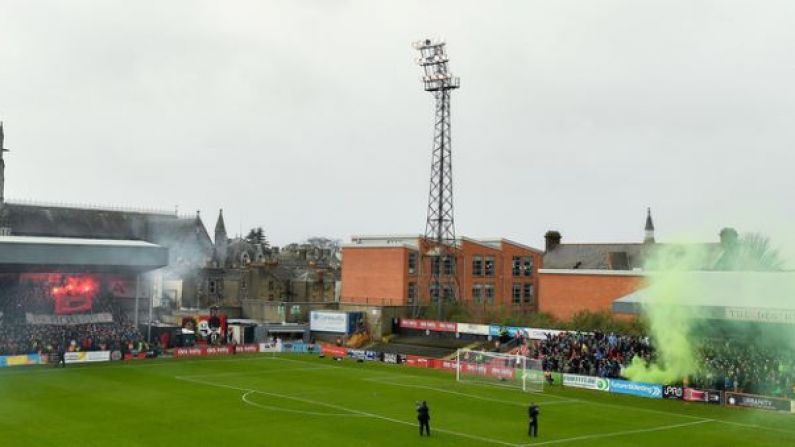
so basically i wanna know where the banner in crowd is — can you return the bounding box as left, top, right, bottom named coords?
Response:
left=683, top=388, right=723, bottom=405
left=662, top=385, right=684, bottom=400
left=107, top=277, right=137, bottom=298
left=562, top=374, right=610, bottom=392
left=0, top=353, right=44, bottom=368
left=65, top=351, right=111, bottom=364
left=725, top=392, right=792, bottom=412
left=26, top=313, right=114, bottom=325
left=400, top=319, right=457, bottom=332
left=456, top=323, right=490, bottom=336
left=609, top=379, right=662, bottom=399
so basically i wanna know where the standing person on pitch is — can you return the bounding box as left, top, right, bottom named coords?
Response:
left=416, top=401, right=431, bottom=436
left=55, top=343, right=66, bottom=368
left=528, top=402, right=540, bottom=437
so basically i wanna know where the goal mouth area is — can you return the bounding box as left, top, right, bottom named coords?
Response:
left=454, top=349, right=545, bottom=392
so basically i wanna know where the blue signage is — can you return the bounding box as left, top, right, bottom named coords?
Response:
left=489, top=325, right=528, bottom=337
left=609, top=379, right=663, bottom=399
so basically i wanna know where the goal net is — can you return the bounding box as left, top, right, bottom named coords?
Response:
left=455, top=349, right=544, bottom=392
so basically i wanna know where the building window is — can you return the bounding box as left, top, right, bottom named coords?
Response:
left=429, top=284, right=440, bottom=302
left=442, top=285, right=453, bottom=301
left=523, top=283, right=534, bottom=303
left=512, top=283, right=522, bottom=304
left=443, top=255, right=454, bottom=275
left=512, top=257, right=522, bottom=276
left=523, top=257, right=534, bottom=276
left=471, top=284, right=482, bottom=303
left=408, top=282, right=417, bottom=304
left=431, top=257, right=441, bottom=275
left=208, top=280, right=217, bottom=294
left=408, top=252, right=418, bottom=275
left=484, top=284, right=495, bottom=304
left=484, top=256, right=495, bottom=276
left=472, top=256, right=483, bottom=276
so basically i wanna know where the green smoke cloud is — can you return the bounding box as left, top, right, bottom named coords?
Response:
left=623, top=232, right=789, bottom=385
left=622, top=244, right=708, bottom=384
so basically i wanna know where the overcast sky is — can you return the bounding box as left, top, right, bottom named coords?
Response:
left=1, top=0, right=793, bottom=262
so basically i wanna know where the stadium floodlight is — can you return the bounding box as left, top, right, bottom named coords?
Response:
left=413, top=38, right=460, bottom=92
left=413, top=38, right=461, bottom=319
left=455, top=349, right=545, bottom=393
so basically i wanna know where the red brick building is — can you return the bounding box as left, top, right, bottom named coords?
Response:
left=341, top=235, right=543, bottom=309
left=538, top=210, right=731, bottom=321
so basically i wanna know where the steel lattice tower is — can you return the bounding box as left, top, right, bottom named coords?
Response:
left=413, top=39, right=460, bottom=319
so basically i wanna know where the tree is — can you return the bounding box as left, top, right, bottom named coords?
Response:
left=245, top=227, right=268, bottom=247
left=736, top=233, right=785, bottom=271
left=305, top=237, right=341, bottom=250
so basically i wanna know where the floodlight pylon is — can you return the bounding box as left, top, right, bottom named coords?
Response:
left=413, top=38, right=460, bottom=319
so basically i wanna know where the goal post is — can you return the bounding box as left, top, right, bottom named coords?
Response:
left=455, top=349, right=544, bottom=392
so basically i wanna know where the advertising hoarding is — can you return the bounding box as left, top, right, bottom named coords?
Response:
left=310, top=311, right=349, bottom=333
left=609, top=379, right=662, bottom=399
left=683, top=388, right=723, bottom=405
left=725, top=392, right=792, bottom=412
left=562, top=374, right=610, bottom=391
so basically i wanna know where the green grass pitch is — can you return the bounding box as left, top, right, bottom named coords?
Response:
left=1, top=354, right=793, bottom=446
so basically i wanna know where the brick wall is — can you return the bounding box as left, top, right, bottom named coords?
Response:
left=538, top=271, right=644, bottom=321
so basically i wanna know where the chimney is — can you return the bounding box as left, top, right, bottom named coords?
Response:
left=544, top=230, right=562, bottom=252
left=719, top=227, right=739, bottom=250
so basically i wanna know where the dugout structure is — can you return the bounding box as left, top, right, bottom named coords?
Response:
left=455, top=349, right=544, bottom=392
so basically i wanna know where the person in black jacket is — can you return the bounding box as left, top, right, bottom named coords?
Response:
left=416, top=401, right=430, bottom=436
left=56, top=344, right=66, bottom=368
left=528, top=402, right=540, bottom=437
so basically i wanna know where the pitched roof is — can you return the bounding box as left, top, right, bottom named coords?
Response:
left=0, top=202, right=213, bottom=268
left=542, top=242, right=724, bottom=270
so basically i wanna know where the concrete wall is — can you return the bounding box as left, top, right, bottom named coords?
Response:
left=338, top=303, right=413, bottom=338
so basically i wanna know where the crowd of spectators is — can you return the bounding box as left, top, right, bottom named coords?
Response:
left=0, top=279, right=145, bottom=357
left=0, top=322, right=145, bottom=356
left=523, top=331, right=654, bottom=379
left=691, top=338, right=795, bottom=397
left=509, top=329, right=794, bottom=397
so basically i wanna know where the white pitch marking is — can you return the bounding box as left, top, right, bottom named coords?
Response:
left=241, top=391, right=368, bottom=417
left=177, top=374, right=522, bottom=447
left=176, top=365, right=335, bottom=380
left=712, top=419, right=795, bottom=437
left=519, top=419, right=715, bottom=446
left=0, top=354, right=280, bottom=376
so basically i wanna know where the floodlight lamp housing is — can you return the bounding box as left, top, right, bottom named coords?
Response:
left=414, top=37, right=459, bottom=92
